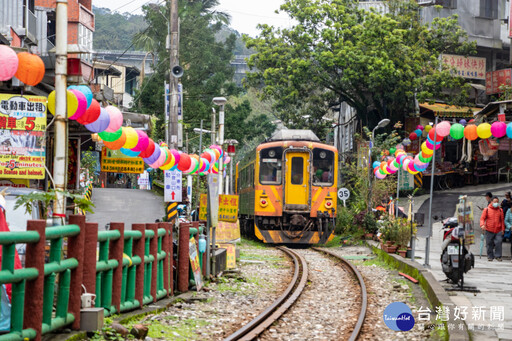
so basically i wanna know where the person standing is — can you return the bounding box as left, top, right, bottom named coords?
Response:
left=480, top=196, right=505, bottom=261
left=501, top=192, right=512, bottom=215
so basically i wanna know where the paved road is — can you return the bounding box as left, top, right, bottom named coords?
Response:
left=404, top=182, right=512, bottom=340
left=87, top=188, right=166, bottom=230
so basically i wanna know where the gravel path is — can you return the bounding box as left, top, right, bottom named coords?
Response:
left=134, top=244, right=292, bottom=340
left=326, top=246, right=437, bottom=341
left=258, top=249, right=360, bottom=341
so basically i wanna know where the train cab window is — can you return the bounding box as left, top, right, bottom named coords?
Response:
left=291, top=157, right=304, bottom=185
left=312, top=149, right=334, bottom=186
left=259, top=147, right=283, bottom=184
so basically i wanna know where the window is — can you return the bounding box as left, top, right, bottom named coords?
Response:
left=479, top=0, right=498, bottom=19
left=78, top=24, right=93, bottom=62
left=436, top=0, right=457, bottom=9
left=291, top=157, right=304, bottom=185
left=312, top=149, right=334, bottom=186
left=259, top=147, right=283, bottom=184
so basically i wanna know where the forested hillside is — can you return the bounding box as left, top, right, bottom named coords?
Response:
left=93, top=7, right=147, bottom=51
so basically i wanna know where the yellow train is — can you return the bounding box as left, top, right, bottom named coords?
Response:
left=236, top=130, right=338, bottom=244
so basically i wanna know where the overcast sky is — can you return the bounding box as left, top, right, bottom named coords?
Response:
left=93, top=0, right=292, bottom=37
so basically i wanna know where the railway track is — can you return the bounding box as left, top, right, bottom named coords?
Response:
left=224, top=246, right=368, bottom=341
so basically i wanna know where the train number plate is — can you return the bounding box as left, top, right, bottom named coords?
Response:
left=447, top=245, right=459, bottom=255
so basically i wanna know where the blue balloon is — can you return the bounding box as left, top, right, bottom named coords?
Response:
left=372, top=161, right=381, bottom=169
left=414, top=129, right=422, bottom=137
left=143, top=142, right=161, bottom=165
left=426, top=137, right=442, bottom=145
left=507, top=123, right=512, bottom=139
left=68, top=85, right=93, bottom=109
left=120, top=147, right=140, bottom=157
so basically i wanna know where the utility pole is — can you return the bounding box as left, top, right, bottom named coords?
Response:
left=168, top=0, right=179, bottom=148
left=53, top=0, right=68, bottom=226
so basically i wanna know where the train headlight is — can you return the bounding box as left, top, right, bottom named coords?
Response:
left=324, top=200, right=333, bottom=209
left=260, top=198, right=269, bottom=207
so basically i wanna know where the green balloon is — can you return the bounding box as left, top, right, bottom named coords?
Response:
left=419, top=154, right=432, bottom=163
left=98, top=127, right=122, bottom=142
left=390, top=148, right=396, bottom=155
left=450, top=123, right=464, bottom=140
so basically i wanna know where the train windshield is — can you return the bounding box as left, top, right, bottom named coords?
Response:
left=259, top=147, right=283, bottom=184
left=312, top=149, right=334, bottom=186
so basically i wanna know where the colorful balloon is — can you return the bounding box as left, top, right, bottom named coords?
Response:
left=477, top=123, right=492, bottom=139
left=105, top=106, right=123, bottom=132
left=77, top=99, right=101, bottom=125
left=428, top=126, right=444, bottom=142
left=120, top=148, right=140, bottom=157
left=15, top=52, right=45, bottom=86
left=132, top=130, right=149, bottom=152
left=99, top=127, right=122, bottom=142
left=449, top=123, right=464, bottom=140
left=103, top=129, right=126, bottom=150
left=67, top=89, right=87, bottom=120
left=464, top=124, right=478, bottom=141
left=507, top=123, right=512, bottom=139
left=424, top=125, right=432, bottom=133
left=0, top=45, right=18, bottom=81
left=409, top=132, right=418, bottom=141
left=85, top=107, right=111, bottom=133
left=435, top=121, right=451, bottom=138
left=491, top=121, right=507, bottom=138
left=138, top=139, right=156, bottom=158
left=149, top=148, right=167, bottom=169
left=177, top=153, right=192, bottom=172
left=143, top=142, right=161, bottom=165
left=122, top=127, right=139, bottom=150
left=47, top=90, right=79, bottom=116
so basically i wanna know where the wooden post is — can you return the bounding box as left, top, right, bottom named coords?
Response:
left=82, top=222, right=98, bottom=303
left=23, top=220, right=46, bottom=341
left=109, top=222, right=124, bottom=313
left=132, top=223, right=145, bottom=308
left=68, top=215, right=86, bottom=330
left=178, top=223, right=189, bottom=293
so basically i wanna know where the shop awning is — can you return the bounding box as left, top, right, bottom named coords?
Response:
left=419, top=102, right=479, bottom=118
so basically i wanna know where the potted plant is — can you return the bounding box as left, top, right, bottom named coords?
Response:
left=396, top=218, right=414, bottom=257
left=363, top=211, right=378, bottom=239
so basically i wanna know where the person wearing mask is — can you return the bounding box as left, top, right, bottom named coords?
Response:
left=502, top=192, right=512, bottom=216
left=480, top=196, right=505, bottom=261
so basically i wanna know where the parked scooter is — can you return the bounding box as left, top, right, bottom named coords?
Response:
left=440, top=217, right=475, bottom=284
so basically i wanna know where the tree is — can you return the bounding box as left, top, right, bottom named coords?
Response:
left=244, top=0, right=476, bottom=137
left=133, top=0, right=259, bottom=152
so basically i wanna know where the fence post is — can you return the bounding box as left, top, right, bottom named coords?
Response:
left=68, top=215, right=86, bottom=330
left=178, top=223, right=190, bottom=293
left=132, top=223, right=145, bottom=308
left=82, top=222, right=98, bottom=304
left=23, top=219, right=46, bottom=341
left=159, top=222, right=171, bottom=297
left=109, top=222, right=125, bottom=314
left=147, top=223, right=158, bottom=303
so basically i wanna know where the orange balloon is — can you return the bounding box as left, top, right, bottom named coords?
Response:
left=103, top=129, right=127, bottom=150
left=463, top=124, right=478, bottom=141
left=15, top=52, right=45, bottom=86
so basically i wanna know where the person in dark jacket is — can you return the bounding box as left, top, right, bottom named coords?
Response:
left=501, top=192, right=512, bottom=216
left=480, top=197, right=505, bottom=261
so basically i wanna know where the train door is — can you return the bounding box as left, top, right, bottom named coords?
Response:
left=284, top=151, right=310, bottom=210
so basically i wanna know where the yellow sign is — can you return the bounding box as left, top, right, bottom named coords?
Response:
left=218, top=194, right=239, bottom=222
left=199, top=193, right=207, bottom=221
left=219, top=243, right=236, bottom=269
left=101, top=147, right=144, bottom=174
left=189, top=237, right=203, bottom=291
left=0, top=94, right=47, bottom=179
left=212, top=221, right=241, bottom=243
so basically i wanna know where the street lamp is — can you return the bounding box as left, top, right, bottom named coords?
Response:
left=368, top=118, right=390, bottom=207
left=213, top=97, right=227, bottom=195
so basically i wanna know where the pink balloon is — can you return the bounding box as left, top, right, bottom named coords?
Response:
left=414, top=154, right=427, bottom=167
left=436, top=121, right=451, bottom=137
left=376, top=171, right=386, bottom=179
left=105, top=106, right=123, bottom=132
left=491, top=121, right=507, bottom=138
left=223, top=155, right=231, bottom=164
left=408, top=161, right=418, bottom=172
left=185, top=158, right=198, bottom=174
left=0, top=46, right=18, bottom=81
left=171, top=150, right=181, bottom=166
left=149, top=148, right=167, bottom=169
left=68, top=89, right=87, bottom=120
left=132, top=130, right=149, bottom=152
left=402, top=158, right=411, bottom=171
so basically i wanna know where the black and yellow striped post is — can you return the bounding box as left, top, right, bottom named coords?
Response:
left=77, top=182, right=93, bottom=215
left=414, top=173, right=423, bottom=188
left=166, top=202, right=178, bottom=222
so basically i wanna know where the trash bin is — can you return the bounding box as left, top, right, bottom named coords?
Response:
left=415, top=213, right=425, bottom=226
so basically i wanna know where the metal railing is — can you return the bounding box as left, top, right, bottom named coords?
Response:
left=0, top=216, right=185, bottom=340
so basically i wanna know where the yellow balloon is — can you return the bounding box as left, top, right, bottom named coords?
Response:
left=477, top=123, right=492, bottom=139
left=122, top=127, right=139, bottom=150
left=160, top=150, right=176, bottom=170
left=421, top=142, right=433, bottom=155
left=47, top=90, right=78, bottom=116
left=408, top=169, right=420, bottom=175
left=425, top=125, right=432, bottom=133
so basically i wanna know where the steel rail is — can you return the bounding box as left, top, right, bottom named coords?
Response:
left=224, top=246, right=308, bottom=341
left=312, top=247, right=367, bottom=341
